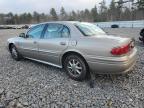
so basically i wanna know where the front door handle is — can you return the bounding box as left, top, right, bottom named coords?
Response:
left=60, top=42, right=66, bottom=45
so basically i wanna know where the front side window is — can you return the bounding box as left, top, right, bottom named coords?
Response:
left=27, top=24, right=45, bottom=39
left=75, top=22, right=106, bottom=36
left=43, top=24, right=70, bottom=39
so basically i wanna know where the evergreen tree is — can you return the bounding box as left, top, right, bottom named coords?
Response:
left=33, top=11, right=40, bottom=23
left=0, top=0, right=144, bottom=24
left=109, top=0, right=117, bottom=20
left=68, top=10, right=77, bottom=21
left=14, top=14, right=19, bottom=24
left=99, top=0, right=108, bottom=21
left=137, top=0, right=144, bottom=9
left=50, top=8, right=58, bottom=21
left=60, top=7, right=67, bottom=20
left=91, top=5, right=98, bottom=22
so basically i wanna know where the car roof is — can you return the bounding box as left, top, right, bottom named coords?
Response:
left=31, top=21, right=80, bottom=27
left=42, top=21, right=79, bottom=24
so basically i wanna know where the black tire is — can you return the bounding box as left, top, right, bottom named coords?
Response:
left=64, top=54, right=88, bottom=81
left=140, top=29, right=144, bottom=37
left=10, top=44, right=22, bottom=61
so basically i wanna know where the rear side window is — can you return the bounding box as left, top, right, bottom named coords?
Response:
left=75, top=22, right=106, bottom=36
left=27, top=24, right=45, bottom=39
left=62, top=26, right=70, bottom=38
left=43, top=24, right=70, bottom=39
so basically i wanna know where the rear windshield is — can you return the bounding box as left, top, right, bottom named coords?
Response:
left=74, top=22, right=106, bottom=36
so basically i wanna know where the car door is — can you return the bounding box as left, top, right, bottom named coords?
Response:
left=38, top=23, right=70, bottom=66
left=19, top=24, right=46, bottom=59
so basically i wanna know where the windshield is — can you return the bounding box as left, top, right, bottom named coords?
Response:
left=75, top=22, right=106, bottom=36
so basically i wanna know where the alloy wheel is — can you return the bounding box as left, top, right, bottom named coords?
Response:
left=67, top=59, right=83, bottom=77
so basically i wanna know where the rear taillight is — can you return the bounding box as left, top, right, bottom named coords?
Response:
left=111, top=42, right=134, bottom=55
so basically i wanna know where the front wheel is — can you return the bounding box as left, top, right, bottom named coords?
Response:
left=64, top=55, right=88, bottom=81
left=10, top=45, right=22, bottom=61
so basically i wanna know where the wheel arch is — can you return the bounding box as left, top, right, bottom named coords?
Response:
left=61, top=51, right=89, bottom=71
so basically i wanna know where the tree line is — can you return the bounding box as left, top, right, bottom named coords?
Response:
left=0, top=0, right=144, bottom=25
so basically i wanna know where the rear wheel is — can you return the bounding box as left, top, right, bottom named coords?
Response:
left=10, top=44, right=22, bottom=61
left=64, top=54, right=88, bottom=81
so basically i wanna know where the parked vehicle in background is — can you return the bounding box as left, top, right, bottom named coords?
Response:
left=0, top=25, right=13, bottom=29
left=111, top=24, right=119, bottom=28
left=0, top=25, right=29, bottom=29
left=21, top=25, right=29, bottom=29
left=7, top=21, right=137, bottom=81
left=139, top=28, right=144, bottom=43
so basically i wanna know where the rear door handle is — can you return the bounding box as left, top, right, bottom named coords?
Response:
left=60, top=42, right=66, bottom=45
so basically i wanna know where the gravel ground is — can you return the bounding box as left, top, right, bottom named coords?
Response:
left=0, top=28, right=144, bottom=108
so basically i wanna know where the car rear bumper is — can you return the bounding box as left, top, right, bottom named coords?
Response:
left=86, top=48, right=137, bottom=74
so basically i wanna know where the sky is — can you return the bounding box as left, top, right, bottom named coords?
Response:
left=0, top=0, right=111, bottom=14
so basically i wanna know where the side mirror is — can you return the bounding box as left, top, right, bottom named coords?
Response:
left=19, top=33, right=26, bottom=38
